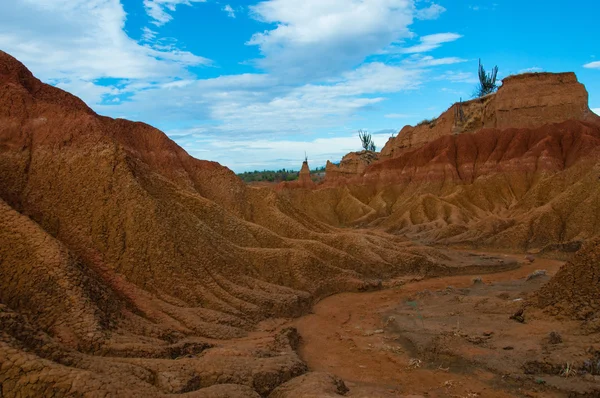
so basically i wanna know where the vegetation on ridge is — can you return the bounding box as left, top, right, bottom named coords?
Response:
left=359, top=129, right=376, bottom=152
left=475, top=58, right=499, bottom=97
left=416, top=117, right=438, bottom=128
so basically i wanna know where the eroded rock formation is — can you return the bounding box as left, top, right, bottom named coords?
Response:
left=281, top=73, right=600, bottom=251
left=379, top=72, right=595, bottom=160
left=0, top=51, right=471, bottom=397
left=2, top=49, right=600, bottom=397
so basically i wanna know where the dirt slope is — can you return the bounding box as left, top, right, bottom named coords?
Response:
left=282, top=120, right=600, bottom=251
left=2, top=49, right=599, bottom=397
left=535, top=237, right=600, bottom=324
left=0, top=51, right=499, bottom=397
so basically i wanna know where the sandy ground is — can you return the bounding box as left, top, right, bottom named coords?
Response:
left=289, top=252, right=600, bottom=397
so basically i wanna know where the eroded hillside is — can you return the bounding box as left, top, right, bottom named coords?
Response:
left=282, top=74, right=600, bottom=252
left=1, top=49, right=600, bottom=397
left=0, top=51, right=508, bottom=397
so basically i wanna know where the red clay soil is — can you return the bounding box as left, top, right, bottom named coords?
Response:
left=1, top=49, right=600, bottom=397
left=292, top=254, right=600, bottom=397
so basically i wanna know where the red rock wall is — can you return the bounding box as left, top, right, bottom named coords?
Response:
left=379, top=72, right=597, bottom=161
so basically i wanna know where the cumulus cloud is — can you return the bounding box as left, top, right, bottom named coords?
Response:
left=401, top=33, right=462, bottom=53
left=247, top=0, right=416, bottom=79
left=144, top=0, right=207, bottom=26
left=2, top=0, right=467, bottom=171
left=593, top=108, right=600, bottom=115
left=0, top=0, right=210, bottom=105
left=584, top=61, right=600, bottom=69
left=100, top=62, right=422, bottom=135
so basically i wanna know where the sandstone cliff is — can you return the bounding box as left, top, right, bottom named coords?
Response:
left=379, top=72, right=596, bottom=160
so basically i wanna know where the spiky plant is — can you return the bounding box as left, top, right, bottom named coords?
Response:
left=358, top=129, right=376, bottom=152
left=475, top=59, right=499, bottom=97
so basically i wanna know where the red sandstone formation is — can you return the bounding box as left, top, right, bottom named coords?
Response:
left=0, top=51, right=464, bottom=397
left=324, top=150, right=378, bottom=182
left=284, top=72, right=600, bottom=252
left=2, top=48, right=600, bottom=397
left=380, top=72, right=596, bottom=160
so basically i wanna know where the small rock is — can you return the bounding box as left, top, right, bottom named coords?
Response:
left=527, top=269, right=547, bottom=281
left=510, top=309, right=525, bottom=323
left=548, top=331, right=562, bottom=344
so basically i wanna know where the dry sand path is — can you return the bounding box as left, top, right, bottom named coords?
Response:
left=290, top=253, right=599, bottom=397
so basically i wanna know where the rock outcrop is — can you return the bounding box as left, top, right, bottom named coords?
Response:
left=281, top=73, right=600, bottom=250
left=325, top=150, right=378, bottom=182
left=379, top=72, right=597, bottom=160
left=298, top=160, right=314, bottom=187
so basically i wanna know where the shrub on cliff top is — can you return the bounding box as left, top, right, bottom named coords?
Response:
left=475, top=58, right=498, bottom=97
left=359, top=129, right=376, bottom=152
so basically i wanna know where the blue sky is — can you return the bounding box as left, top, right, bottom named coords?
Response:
left=1, top=0, right=599, bottom=172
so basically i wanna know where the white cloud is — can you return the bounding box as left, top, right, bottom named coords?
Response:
left=584, top=61, right=600, bottom=69
left=223, top=4, right=236, bottom=18
left=593, top=108, right=600, bottom=115
left=98, top=62, right=422, bottom=135
left=0, top=0, right=209, bottom=80
left=144, top=0, right=206, bottom=26
left=183, top=132, right=394, bottom=172
left=401, top=32, right=462, bottom=53
left=415, top=3, right=446, bottom=20
left=54, top=78, right=122, bottom=106
left=0, top=0, right=210, bottom=105
left=402, top=54, right=466, bottom=67
left=2, top=0, right=468, bottom=171
left=247, top=0, right=415, bottom=79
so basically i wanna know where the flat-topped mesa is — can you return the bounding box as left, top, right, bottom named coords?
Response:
left=379, top=72, right=596, bottom=160
left=324, top=150, right=378, bottom=183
